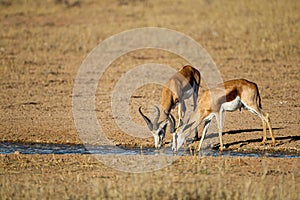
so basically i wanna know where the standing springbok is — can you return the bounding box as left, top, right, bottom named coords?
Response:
left=170, top=79, right=275, bottom=152
left=139, top=65, right=201, bottom=148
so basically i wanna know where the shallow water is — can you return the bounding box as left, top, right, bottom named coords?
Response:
left=0, top=142, right=299, bottom=158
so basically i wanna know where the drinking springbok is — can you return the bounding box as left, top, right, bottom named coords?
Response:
left=170, top=79, right=275, bottom=152
left=139, top=65, right=201, bottom=148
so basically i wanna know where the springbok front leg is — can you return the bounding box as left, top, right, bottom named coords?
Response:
left=192, top=82, right=199, bottom=111
left=182, top=108, right=200, bottom=142
left=196, top=111, right=216, bottom=152
left=177, top=100, right=186, bottom=128
left=197, top=120, right=212, bottom=152
left=216, top=110, right=225, bottom=151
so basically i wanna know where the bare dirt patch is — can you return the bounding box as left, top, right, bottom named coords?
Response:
left=0, top=0, right=299, bottom=199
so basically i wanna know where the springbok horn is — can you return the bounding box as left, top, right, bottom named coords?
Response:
left=153, top=105, right=160, bottom=130
left=139, top=106, right=153, bottom=131
left=168, top=113, right=176, bottom=133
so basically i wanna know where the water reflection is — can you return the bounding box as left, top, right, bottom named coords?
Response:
left=0, top=142, right=299, bottom=158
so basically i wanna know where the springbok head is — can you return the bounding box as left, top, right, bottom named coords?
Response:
left=168, top=113, right=185, bottom=151
left=168, top=114, right=194, bottom=152
left=139, top=106, right=168, bottom=149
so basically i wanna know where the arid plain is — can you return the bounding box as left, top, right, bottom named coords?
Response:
left=0, top=0, right=299, bottom=199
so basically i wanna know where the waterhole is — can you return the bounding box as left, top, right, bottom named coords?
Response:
left=0, top=142, right=299, bottom=158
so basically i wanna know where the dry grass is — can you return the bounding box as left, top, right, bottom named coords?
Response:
left=0, top=154, right=299, bottom=200
left=0, top=0, right=299, bottom=144
left=0, top=0, right=299, bottom=145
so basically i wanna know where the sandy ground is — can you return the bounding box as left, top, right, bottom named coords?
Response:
left=0, top=0, right=299, bottom=199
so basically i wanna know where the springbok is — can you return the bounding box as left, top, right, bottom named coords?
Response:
left=170, top=79, right=275, bottom=152
left=139, top=65, right=201, bottom=148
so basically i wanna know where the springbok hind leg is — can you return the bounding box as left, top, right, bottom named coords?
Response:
left=261, top=118, right=267, bottom=145
left=245, top=102, right=275, bottom=146
left=177, top=102, right=182, bottom=128
left=262, top=112, right=275, bottom=145
left=256, top=107, right=275, bottom=145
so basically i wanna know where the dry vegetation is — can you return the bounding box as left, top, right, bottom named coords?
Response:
left=0, top=154, right=299, bottom=199
left=0, top=0, right=299, bottom=199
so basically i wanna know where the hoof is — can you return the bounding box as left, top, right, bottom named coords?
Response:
left=219, top=145, right=226, bottom=151
left=192, top=137, right=200, bottom=142
left=260, top=142, right=266, bottom=146
left=271, top=142, right=276, bottom=146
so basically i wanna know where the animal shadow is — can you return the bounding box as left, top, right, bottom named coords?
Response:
left=222, top=127, right=300, bottom=148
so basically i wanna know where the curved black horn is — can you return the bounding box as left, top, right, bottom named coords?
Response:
left=153, top=105, right=160, bottom=130
left=139, top=106, right=153, bottom=131
left=168, top=113, right=176, bottom=133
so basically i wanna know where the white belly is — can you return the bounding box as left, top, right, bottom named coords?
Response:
left=221, top=96, right=242, bottom=112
